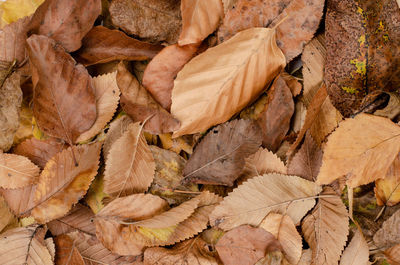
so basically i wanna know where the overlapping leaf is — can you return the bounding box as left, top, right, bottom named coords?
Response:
left=375, top=153, right=400, bottom=206
left=0, top=152, right=39, bottom=189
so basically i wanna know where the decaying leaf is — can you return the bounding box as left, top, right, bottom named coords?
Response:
left=117, top=62, right=180, bottom=134
left=171, top=27, right=286, bottom=137
left=102, top=115, right=133, bottom=160
left=27, top=34, right=97, bottom=145
left=373, top=209, right=400, bottom=249
left=31, top=142, right=102, bottom=223
left=104, top=122, right=155, bottom=197
left=216, top=225, right=281, bottom=265
left=183, top=119, right=262, bottom=186
left=375, top=153, right=400, bottom=206
left=54, top=234, right=85, bottom=265
left=339, top=228, right=369, bottom=265
left=210, top=173, right=322, bottom=230
left=384, top=244, right=400, bottom=265
left=302, top=187, right=349, bottom=265
left=317, top=113, right=400, bottom=188
left=0, top=195, right=14, bottom=232
left=109, top=0, right=181, bottom=44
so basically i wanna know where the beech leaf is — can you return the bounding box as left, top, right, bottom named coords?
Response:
left=54, top=234, right=85, bottom=265
left=102, top=115, right=133, bottom=161
left=0, top=183, right=37, bottom=216
left=339, top=228, right=369, bottom=265
left=375, top=153, right=400, bottom=206
left=0, top=16, right=31, bottom=63
left=373, top=209, right=400, bottom=249
left=0, top=195, right=14, bottom=232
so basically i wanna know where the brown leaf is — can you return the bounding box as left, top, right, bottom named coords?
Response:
left=256, top=251, right=291, bottom=265
left=55, top=234, right=85, bottom=265
left=30, top=0, right=102, bottom=52
left=75, top=26, right=163, bottom=66
left=216, top=225, right=282, bottom=265
left=27, top=34, right=97, bottom=145
left=384, top=244, right=400, bottom=265
left=281, top=71, right=302, bottom=97
left=325, top=0, right=400, bottom=117
left=218, top=0, right=325, bottom=61
left=102, top=115, right=133, bottom=160
left=171, top=27, right=286, bottom=137
left=316, top=113, right=400, bottom=188
left=373, top=209, right=400, bottom=249
left=117, top=62, right=180, bottom=134
left=144, top=237, right=218, bottom=265
left=0, top=195, right=14, bottom=232
left=104, top=122, right=155, bottom=197
left=179, top=0, right=223, bottom=45
left=375, top=153, right=400, bottom=206
left=142, top=43, right=200, bottom=110
left=339, top=228, right=369, bottom=265
left=0, top=152, right=40, bottom=189
left=31, top=142, right=101, bottom=223
left=301, top=187, right=349, bottom=265
left=183, top=119, right=262, bottom=186
left=109, top=0, right=181, bottom=44
left=0, top=183, right=37, bottom=216
left=0, top=16, right=31, bottom=63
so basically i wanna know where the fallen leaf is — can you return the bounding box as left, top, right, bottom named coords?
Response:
left=0, top=16, right=31, bottom=63
left=159, top=133, right=194, bottom=154
left=142, top=43, right=200, bottom=110
left=0, top=183, right=37, bottom=216
left=375, top=153, right=400, bottom=206
left=302, top=187, right=349, bottom=265
left=171, top=27, right=286, bottom=137
left=281, top=71, right=302, bottom=97
left=85, top=172, right=108, bottom=214
left=373, top=92, right=400, bottom=120
left=102, top=114, right=133, bottom=160
left=222, top=0, right=238, bottom=13
left=298, top=249, right=312, bottom=265
left=54, top=234, right=85, bottom=265
left=104, top=122, right=155, bottom=197
left=27, top=34, right=97, bottom=145
left=0, top=195, right=14, bottom=232
left=373, top=209, right=400, bottom=249
left=384, top=244, right=400, bottom=265
left=178, top=0, right=223, bottom=45
left=260, top=213, right=302, bottom=264
left=0, top=152, right=40, bottom=189
left=317, top=113, right=400, bottom=188
left=13, top=93, right=34, bottom=145
left=77, top=71, right=120, bottom=142
left=75, top=26, right=163, bottom=66
left=256, top=251, right=291, bottom=265
left=210, top=173, right=322, bottom=230
left=215, top=225, right=281, bottom=265
left=30, top=0, right=102, bottom=52
left=0, top=0, right=43, bottom=26
left=117, top=62, right=180, bottom=134
left=339, top=228, right=369, bottom=265
left=109, top=0, right=181, bottom=44
left=31, top=142, right=101, bottom=223
left=325, top=0, right=400, bottom=117
left=183, top=119, right=262, bottom=186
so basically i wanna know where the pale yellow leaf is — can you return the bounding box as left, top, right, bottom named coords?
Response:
left=375, top=153, right=400, bottom=206
left=85, top=172, right=108, bottom=214
left=0, top=0, right=44, bottom=26
left=340, top=229, right=369, bottom=265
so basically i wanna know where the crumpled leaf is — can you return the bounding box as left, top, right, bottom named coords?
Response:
left=0, top=152, right=40, bottom=189
left=183, top=119, right=262, bottom=186
left=215, top=225, right=282, bottom=265
left=373, top=209, right=400, bottom=249
left=31, top=142, right=101, bottom=223
left=210, top=173, right=322, bottom=230
left=0, top=195, right=14, bottom=232
left=109, top=0, right=181, bottom=44
left=178, top=0, right=223, bottom=45
left=75, top=26, right=163, bottom=66
left=117, top=62, right=180, bottom=134
left=27, top=34, right=97, bottom=145
left=104, top=122, right=155, bottom=197
left=325, top=0, right=400, bottom=117
left=384, top=244, right=400, bottom=265
left=301, top=187, right=349, bottom=265
left=339, top=228, right=369, bottom=265
left=30, top=0, right=101, bottom=52
left=0, top=0, right=43, bottom=26
left=171, top=27, right=286, bottom=137
left=102, top=115, right=132, bottom=160
left=54, top=234, right=85, bottom=265
left=317, top=113, right=400, bottom=188
left=375, top=153, right=400, bottom=206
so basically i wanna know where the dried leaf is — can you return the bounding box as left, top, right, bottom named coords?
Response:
left=77, top=71, right=120, bottom=142
left=30, top=0, right=101, bottom=52
left=373, top=92, right=400, bottom=120
left=215, top=225, right=281, bottom=265
left=102, top=115, right=132, bottom=160
left=302, top=187, right=349, bottom=265
left=117, top=62, right=180, bottom=134
left=384, top=244, right=400, bottom=265
left=0, top=195, right=14, bottom=232
left=171, top=27, right=286, bottom=137
left=109, top=0, right=181, bottom=44
left=183, top=119, right=262, bottom=186
left=256, top=251, right=291, bottom=265
left=375, top=153, right=400, bottom=206
left=27, top=34, right=97, bottom=145
left=13, top=94, right=34, bottom=145
left=317, top=113, right=400, bottom=188
left=85, top=173, right=108, bottom=214
left=159, top=133, right=194, bottom=154
left=373, top=209, right=400, bottom=249
left=55, top=234, right=85, bottom=265
left=142, top=43, right=200, bottom=110
left=339, top=229, right=369, bottom=265
left=0, top=0, right=43, bottom=26
left=31, top=142, right=101, bottom=223
left=179, top=0, right=223, bottom=45
left=0, top=183, right=37, bottom=216
left=0, top=152, right=40, bottom=189
left=210, top=173, right=322, bottom=230
left=104, top=122, right=155, bottom=197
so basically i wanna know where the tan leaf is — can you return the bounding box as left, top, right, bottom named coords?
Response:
left=340, top=229, right=369, bottom=265
left=102, top=115, right=133, bottom=160
left=13, top=94, right=34, bottom=145
left=159, top=133, right=194, bottom=155
left=316, top=113, right=400, bottom=188
left=384, top=244, right=400, bottom=265
left=281, top=71, right=302, bottom=97
left=171, top=27, right=286, bottom=137
left=178, top=0, right=223, bottom=45
left=0, top=226, right=53, bottom=265
left=0, top=152, right=39, bottom=189
left=30, top=0, right=101, bottom=52
left=104, top=122, right=155, bottom=197
left=142, top=43, right=200, bottom=110
left=183, top=119, right=262, bottom=186
left=75, top=26, right=163, bottom=66
left=222, top=0, right=238, bottom=13
left=216, top=225, right=282, bottom=265
left=373, top=209, right=400, bottom=249
left=375, top=153, right=400, bottom=206
left=210, top=173, right=322, bottom=230
left=0, top=183, right=37, bottom=216
left=77, top=71, right=120, bottom=142
left=55, top=234, right=85, bottom=265
left=27, top=34, right=97, bottom=145
left=45, top=238, right=55, bottom=263
left=0, top=195, right=14, bottom=232
left=260, top=213, right=302, bottom=264
left=117, top=62, right=180, bottom=134
left=31, top=142, right=102, bottom=223
left=0, top=16, right=31, bottom=63
left=302, top=187, right=349, bottom=265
